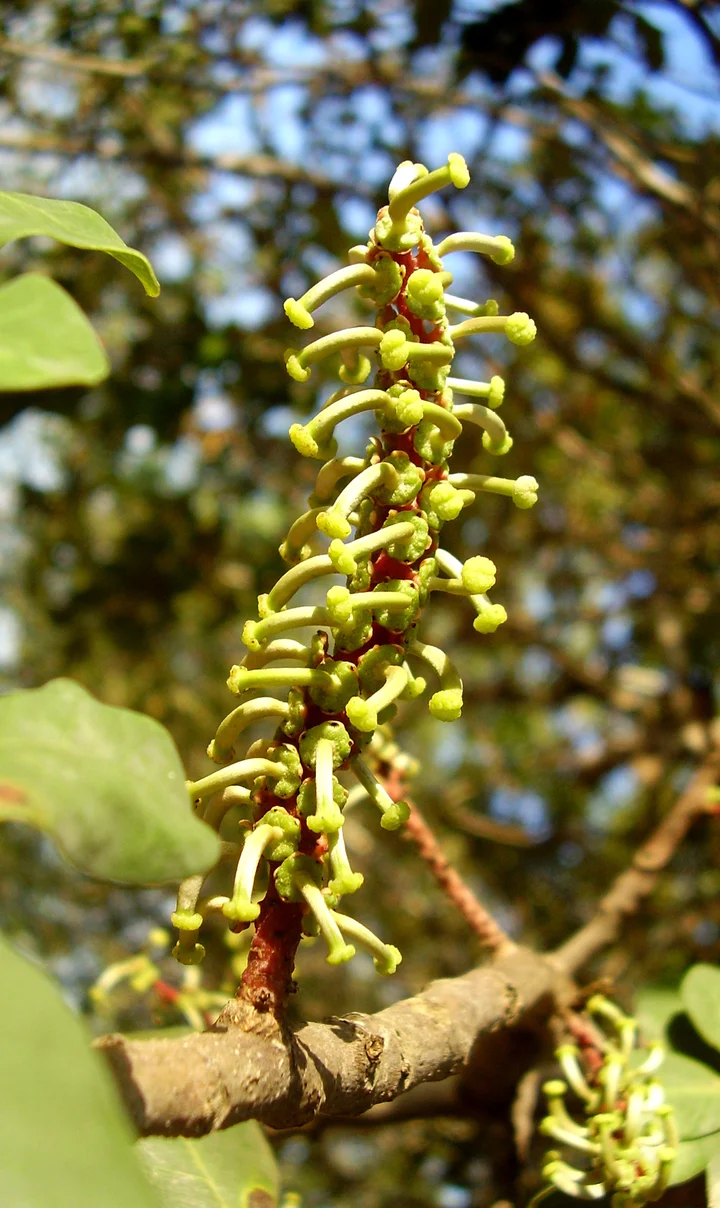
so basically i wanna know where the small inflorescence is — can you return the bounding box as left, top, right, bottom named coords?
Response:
left=172, top=154, right=539, bottom=1011
left=532, top=996, right=677, bottom=1206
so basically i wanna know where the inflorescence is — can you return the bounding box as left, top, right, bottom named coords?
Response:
left=172, top=153, right=539, bottom=1011
left=533, top=997, right=677, bottom=1207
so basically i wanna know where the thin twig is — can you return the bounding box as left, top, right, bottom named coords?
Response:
left=0, top=131, right=351, bottom=194
left=403, top=799, right=513, bottom=952
left=553, top=750, right=720, bottom=974
left=381, top=762, right=513, bottom=952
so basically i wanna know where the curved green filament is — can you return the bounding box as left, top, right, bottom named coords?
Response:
left=311, top=455, right=366, bottom=506
left=435, top=548, right=507, bottom=636
left=187, top=757, right=285, bottom=803
left=436, top=231, right=515, bottom=264
left=243, top=605, right=336, bottom=650
left=347, top=664, right=409, bottom=732
left=241, top=639, right=312, bottom=670
left=299, top=878, right=356, bottom=965
left=309, top=737, right=345, bottom=833
left=265, top=553, right=343, bottom=613
left=201, top=784, right=253, bottom=832
left=227, top=665, right=336, bottom=697
left=318, top=461, right=399, bottom=539
left=408, top=640, right=463, bottom=721
left=285, top=263, right=377, bottom=329
left=453, top=402, right=509, bottom=451
left=449, top=472, right=539, bottom=509
left=327, top=827, right=363, bottom=896
left=387, top=153, right=469, bottom=222
left=210, top=697, right=290, bottom=763
left=448, top=313, right=537, bottom=346
left=419, top=401, right=462, bottom=440
left=301, top=389, right=392, bottom=451
left=446, top=374, right=505, bottom=409
left=331, top=911, right=402, bottom=974
left=223, top=824, right=284, bottom=923
left=285, top=326, right=382, bottom=383
left=351, top=755, right=410, bottom=830
left=280, top=507, right=326, bottom=564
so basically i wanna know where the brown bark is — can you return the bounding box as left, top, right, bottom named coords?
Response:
left=97, top=946, right=570, bottom=1136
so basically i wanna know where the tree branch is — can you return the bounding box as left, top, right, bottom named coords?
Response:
left=94, top=739, right=718, bottom=1140
left=553, top=750, right=720, bottom=974
left=0, top=130, right=349, bottom=194
left=96, top=946, right=569, bottom=1136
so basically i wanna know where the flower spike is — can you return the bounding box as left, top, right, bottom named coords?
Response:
left=172, top=153, right=538, bottom=1009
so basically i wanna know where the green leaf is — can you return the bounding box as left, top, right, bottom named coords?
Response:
left=668, top=1134, right=720, bottom=1187
left=0, top=935, right=162, bottom=1208
left=0, top=678, right=220, bottom=884
left=634, top=984, right=683, bottom=1040
left=682, top=964, right=720, bottom=1054
left=0, top=190, right=160, bottom=296
left=662, top=1052, right=720, bottom=1140
left=0, top=273, right=110, bottom=390
left=138, top=1123, right=280, bottom=1208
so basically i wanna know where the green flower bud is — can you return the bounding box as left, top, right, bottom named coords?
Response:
left=274, top=853, right=322, bottom=902
left=289, top=423, right=319, bottom=459
left=357, top=644, right=404, bottom=693
left=171, top=909, right=204, bottom=932
left=348, top=556, right=372, bottom=592
left=416, top=556, right=437, bottom=601
left=375, top=452, right=424, bottom=505
left=317, top=506, right=352, bottom=539
left=419, top=231, right=444, bottom=271
left=372, top=580, right=420, bottom=630
left=413, top=419, right=455, bottom=464
left=308, top=659, right=358, bottom=712
left=379, top=328, right=411, bottom=371
left=421, top=481, right=474, bottom=527
left=328, top=538, right=357, bottom=576
left=374, top=205, right=424, bottom=252
left=285, top=353, right=312, bottom=382
left=381, top=512, right=429, bottom=562
left=267, top=743, right=303, bottom=798
left=297, top=776, right=348, bottom=825
left=281, top=688, right=307, bottom=737
left=482, top=429, right=514, bottom=455
left=334, top=611, right=373, bottom=652
left=357, top=252, right=404, bottom=306
left=406, top=268, right=446, bottom=322
left=374, top=943, right=402, bottom=975
left=377, top=385, right=425, bottom=433
left=490, top=235, right=514, bottom=265
left=300, top=721, right=352, bottom=770
left=172, top=937, right=206, bottom=966
left=261, top=808, right=302, bottom=861
left=408, top=357, right=451, bottom=393
left=242, top=619, right=262, bottom=651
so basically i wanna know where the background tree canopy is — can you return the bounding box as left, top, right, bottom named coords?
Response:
left=1, top=1, right=719, bottom=1204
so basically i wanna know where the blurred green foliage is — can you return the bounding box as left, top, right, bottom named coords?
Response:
left=1, top=1, right=719, bottom=1204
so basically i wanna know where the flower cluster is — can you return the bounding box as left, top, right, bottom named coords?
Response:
left=533, top=996, right=677, bottom=1206
left=172, top=153, right=539, bottom=1010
